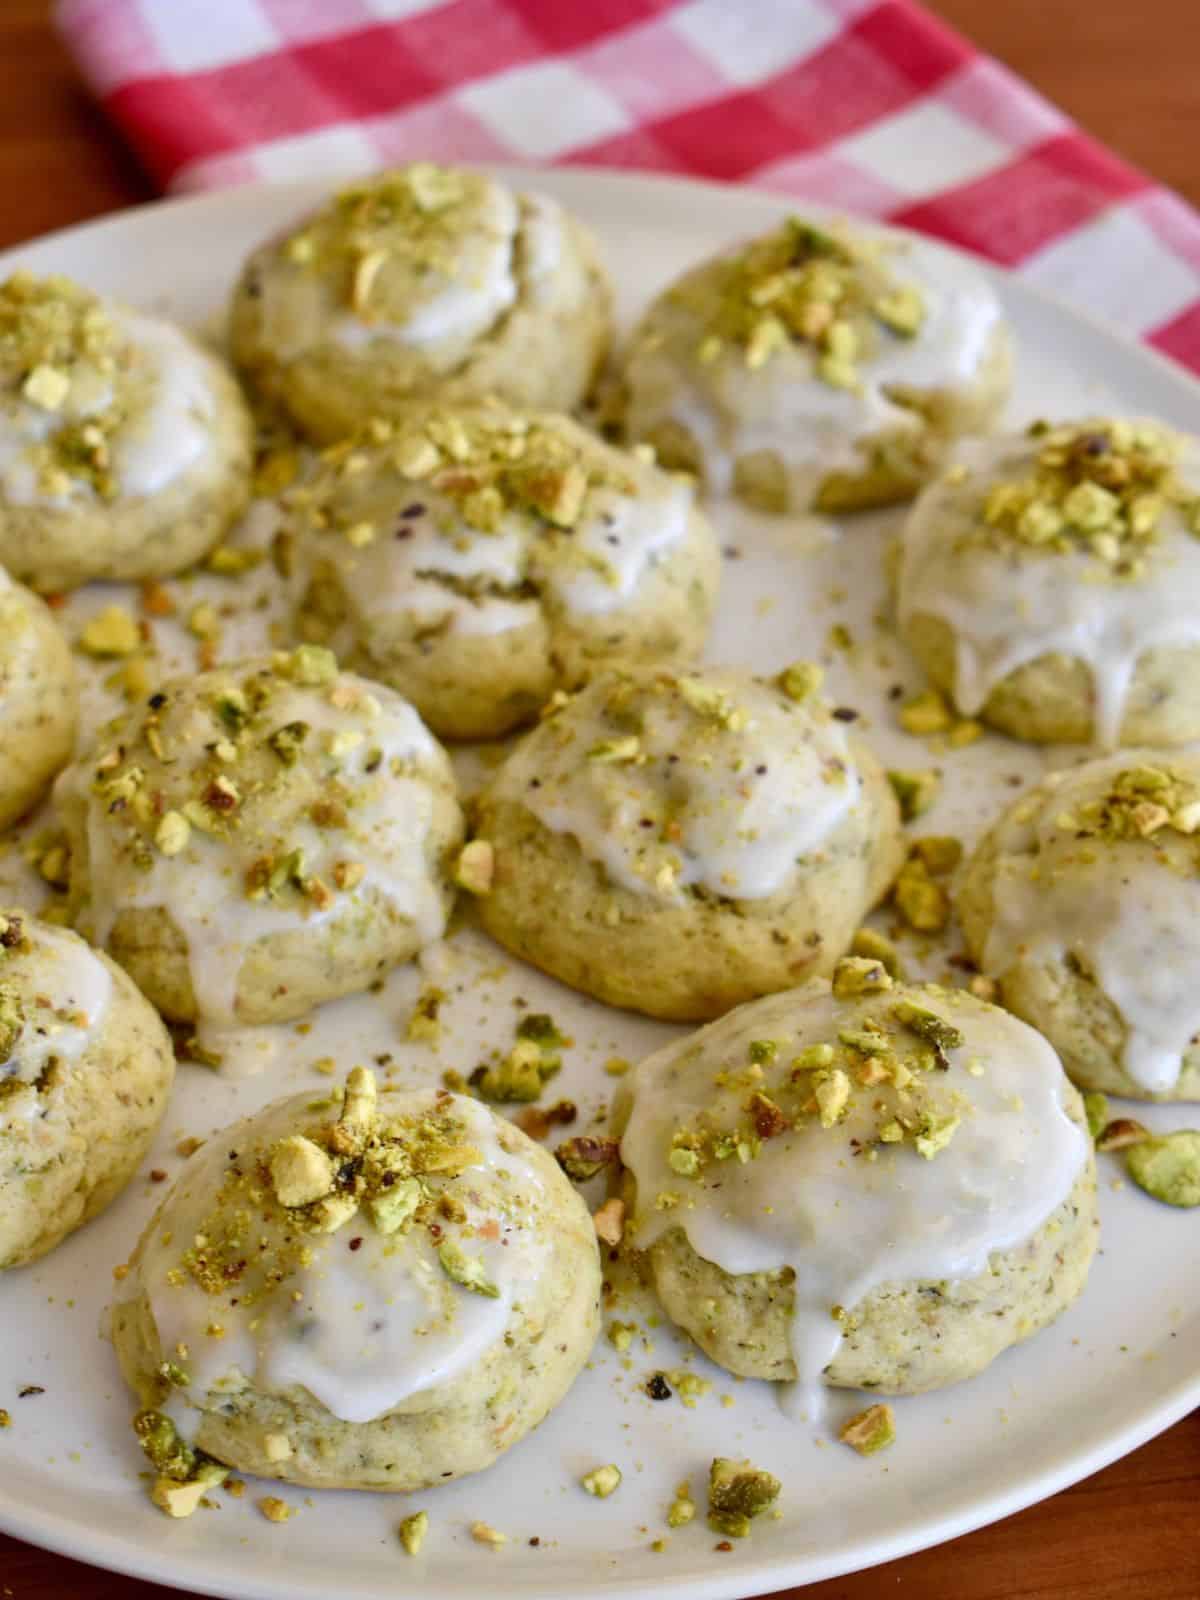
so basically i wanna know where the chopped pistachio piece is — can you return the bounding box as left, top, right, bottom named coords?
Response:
left=581, top=1464, right=622, bottom=1499
left=831, top=955, right=893, bottom=999
left=455, top=839, right=494, bottom=896
left=887, top=768, right=940, bottom=822
left=79, top=605, right=140, bottom=658
left=1096, top=1117, right=1150, bottom=1153
left=778, top=661, right=824, bottom=703
left=1125, top=1131, right=1200, bottom=1207
left=268, top=1135, right=335, bottom=1208
left=839, top=1402, right=895, bottom=1455
left=708, top=1457, right=781, bottom=1525
left=438, top=1237, right=500, bottom=1297
left=398, top=1510, right=429, bottom=1556
left=909, top=836, right=962, bottom=876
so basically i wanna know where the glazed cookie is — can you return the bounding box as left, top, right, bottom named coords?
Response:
left=960, top=754, right=1200, bottom=1101
left=0, top=908, right=174, bottom=1270
left=54, top=647, right=463, bottom=1037
left=230, top=164, right=611, bottom=444
left=617, top=215, right=1009, bottom=514
left=286, top=406, right=721, bottom=740
left=0, top=272, right=253, bottom=592
left=0, top=567, right=76, bottom=828
left=897, top=418, right=1200, bottom=747
left=473, top=664, right=905, bottom=1021
left=617, top=966, right=1097, bottom=1398
left=113, top=1069, right=601, bottom=1504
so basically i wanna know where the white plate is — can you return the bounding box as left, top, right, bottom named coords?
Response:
left=0, top=168, right=1198, bottom=1600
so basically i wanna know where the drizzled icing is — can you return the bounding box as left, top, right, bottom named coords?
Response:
left=0, top=306, right=220, bottom=509
left=489, top=668, right=860, bottom=901
left=123, top=1088, right=559, bottom=1430
left=623, top=227, right=1004, bottom=503
left=897, top=427, right=1200, bottom=748
left=290, top=412, right=695, bottom=643
left=0, top=918, right=113, bottom=1119
left=329, top=179, right=521, bottom=356
left=58, top=658, right=455, bottom=1029
left=620, top=981, right=1087, bottom=1408
left=980, top=754, right=1200, bottom=1092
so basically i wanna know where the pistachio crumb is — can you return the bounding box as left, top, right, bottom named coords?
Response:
left=581, top=1464, right=622, bottom=1499
left=839, top=1402, right=895, bottom=1455
left=398, top=1510, right=429, bottom=1556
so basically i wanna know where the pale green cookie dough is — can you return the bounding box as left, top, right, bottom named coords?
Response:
left=0, top=907, right=174, bottom=1270
left=0, top=272, right=253, bottom=592
left=897, top=418, right=1200, bottom=747
left=0, top=567, right=76, bottom=828
left=474, top=664, right=905, bottom=1021
left=230, top=164, right=612, bottom=445
left=112, top=1071, right=601, bottom=1496
left=54, top=648, right=463, bottom=1034
left=286, top=406, right=721, bottom=740
left=959, top=754, right=1200, bottom=1101
left=615, top=216, right=1010, bottom=515
left=617, top=974, right=1097, bottom=1395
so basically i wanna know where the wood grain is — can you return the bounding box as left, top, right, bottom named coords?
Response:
left=0, top=1, right=1196, bottom=1595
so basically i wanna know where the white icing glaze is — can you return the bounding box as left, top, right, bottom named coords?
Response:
left=620, top=982, right=1087, bottom=1405
left=111, top=312, right=218, bottom=498
left=491, top=670, right=860, bottom=901
left=897, top=432, right=1200, bottom=748
left=66, top=674, right=451, bottom=1029
left=0, top=922, right=113, bottom=1120
left=981, top=754, right=1200, bottom=1092
left=123, top=1090, right=558, bottom=1428
left=294, top=442, right=695, bottom=641
left=624, top=232, right=1003, bottom=502
left=329, top=180, right=519, bottom=355
left=0, top=308, right=220, bottom=509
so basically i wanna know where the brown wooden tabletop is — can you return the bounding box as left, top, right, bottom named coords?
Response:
left=0, top=0, right=1196, bottom=1595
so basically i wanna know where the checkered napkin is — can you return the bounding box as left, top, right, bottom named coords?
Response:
left=56, top=0, right=1200, bottom=373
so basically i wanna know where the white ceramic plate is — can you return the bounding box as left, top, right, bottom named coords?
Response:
left=0, top=168, right=1198, bottom=1600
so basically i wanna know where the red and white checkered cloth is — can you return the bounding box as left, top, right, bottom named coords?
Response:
left=56, top=0, right=1200, bottom=374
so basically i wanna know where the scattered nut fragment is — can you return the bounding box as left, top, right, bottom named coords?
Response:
left=79, top=605, right=140, bottom=658
left=667, top=1484, right=696, bottom=1528
left=839, top=1402, right=896, bottom=1455
left=151, top=1478, right=210, bottom=1519
left=892, top=857, right=949, bottom=933
left=398, top=1510, right=429, bottom=1556
left=592, top=1196, right=625, bottom=1248
left=887, top=768, right=940, bottom=822
left=455, top=839, right=494, bottom=896
left=706, top=1456, right=781, bottom=1539
left=1095, top=1118, right=1150, bottom=1153
left=258, top=1496, right=293, bottom=1523
left=581, top=1464, right=622, bottom=1499
left=556, top=1134, right=621, bottom=1182
left=831, top=955, right=893, bottom=999
left=777, top=661, right=823, bottom=703
left=1126, top=1130, right=1200, bottom=1207
left=470, top=1520, right=507, bottom=1549
left=909, top=836, right=962, bottom=876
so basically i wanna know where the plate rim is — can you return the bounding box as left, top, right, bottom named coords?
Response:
left=0, top=162, right=1198, bottom=1600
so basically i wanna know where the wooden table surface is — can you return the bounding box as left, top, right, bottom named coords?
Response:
left=0, top=1, right=1196, bottom=1595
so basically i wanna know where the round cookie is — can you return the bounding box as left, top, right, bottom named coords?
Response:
left=897, top=417, right=1200, bottom=747
left=959, top=753, right=1200, bottom=1101
left=473, top=664, right=905, bottom=1021
left=617, top=966, right=1097, bottom=1396
left=0, top=566, right=76, bottom=828
left=616, top=214, right=1010, bottom=514
left=113, top=1069, right=601, bottom=1500
left=286, top=406, right=721, bottom=740
left=0, top=271, right=253, bottom=592
left=0, top=907, right=174, bottom=1270
left=230, top=164, right=611, bottom=444
left=54, top=647, right=463, bottom=1037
